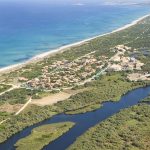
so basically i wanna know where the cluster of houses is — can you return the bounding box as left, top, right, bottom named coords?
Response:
left=24, top=53, right=105, bottom=90
left=107, top=45, right=144, bottom=72
left=18, top=44, right=145, bottom=90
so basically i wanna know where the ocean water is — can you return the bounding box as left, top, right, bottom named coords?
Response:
left=0, top=3, right=150, bottom=68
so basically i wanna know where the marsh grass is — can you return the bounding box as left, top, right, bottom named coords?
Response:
left=15, top=122, right=75, bottom=150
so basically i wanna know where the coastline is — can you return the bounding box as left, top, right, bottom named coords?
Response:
left=0, top=14, right=149, bottom=74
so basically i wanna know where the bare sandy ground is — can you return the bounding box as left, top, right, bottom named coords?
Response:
left=31, top=88, right=88, bottom=106
left=31, top=92, right=72, bottom=106
left=0, top=103, right=23, bottom=113
left=128, top=73, right=150, bottom=81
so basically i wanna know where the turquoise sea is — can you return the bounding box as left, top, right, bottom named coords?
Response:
left=0, top=2, right=150, bottom=68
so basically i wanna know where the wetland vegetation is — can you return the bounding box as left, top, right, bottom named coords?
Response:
left=15, top=122, right=75, bottom=150
left=68, top=104, right=150, bottom=150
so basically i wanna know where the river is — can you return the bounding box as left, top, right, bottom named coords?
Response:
left=0, top=86, right=150, bottom=150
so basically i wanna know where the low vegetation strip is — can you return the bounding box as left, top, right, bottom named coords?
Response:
left=68, top=104, right=150, bottom=150
left=15, top=122, right=75, bottom=150
left=141, top=96, right=150, bottom=103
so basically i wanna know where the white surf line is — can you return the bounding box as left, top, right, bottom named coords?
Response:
left=0, top=14, right=149, bottom=74
left=15, top=97, right=32, bottom=116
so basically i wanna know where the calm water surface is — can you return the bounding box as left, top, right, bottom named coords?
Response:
left=0, top=3, right=150, bottom=67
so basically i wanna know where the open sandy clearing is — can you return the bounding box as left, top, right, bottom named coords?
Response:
left=128, top=73, right=150, bottom=81
left=0, top=103, right=23, bottom=113
left=31, top=92, right=72, bottom=106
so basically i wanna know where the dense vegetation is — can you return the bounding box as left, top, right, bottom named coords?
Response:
left=15, top=122, right=75, bottom=150
left=0, top=84, right=11, bottom=93
left=0, top=112, right=11, bottom=122
left=0, top=88, right=36, bottom=105
left=0, top=88, right=52, bottom=105
left=0, top=104, right=61, bottom=143
left=68, top=104, right=150, bottom=150
left=55, top=72, right=148, bottom=114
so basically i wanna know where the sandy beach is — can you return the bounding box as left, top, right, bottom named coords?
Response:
left=0, top=14, right=149, bottom=74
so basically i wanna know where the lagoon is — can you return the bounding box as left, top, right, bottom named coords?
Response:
left=0, top=86, right=150, bottom=150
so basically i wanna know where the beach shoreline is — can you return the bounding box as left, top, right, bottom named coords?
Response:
left=0, top=14, right=149, bottom=74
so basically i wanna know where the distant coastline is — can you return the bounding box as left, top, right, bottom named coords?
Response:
left=0, top=14, right=149, bottom=74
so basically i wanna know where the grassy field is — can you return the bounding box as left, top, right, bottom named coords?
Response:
left=15, top=122, right=75, bottom=150
left=68, top=104, right=150, bottom=150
